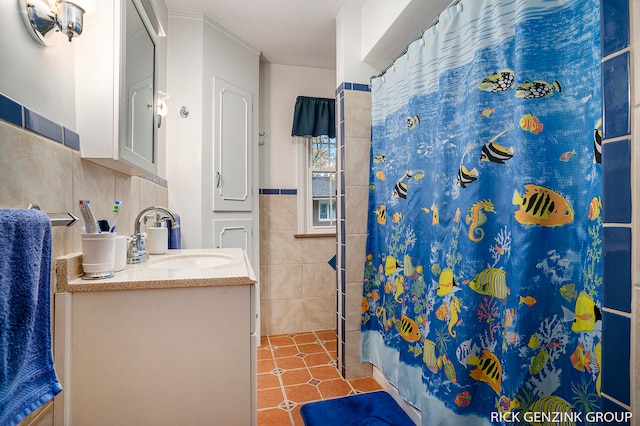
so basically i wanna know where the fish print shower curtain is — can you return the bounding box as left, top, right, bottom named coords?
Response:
left=361, top=0, right=602, bottom=424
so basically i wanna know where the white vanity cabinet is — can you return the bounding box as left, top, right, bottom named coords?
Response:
left=76, top=0, right=166, bottom=176
left=53, top=249, right=257, bottom=426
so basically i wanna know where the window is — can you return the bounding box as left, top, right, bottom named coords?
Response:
left=318, top=200, right=335, bottom=222
left=297, top=135, right=337, bottom=233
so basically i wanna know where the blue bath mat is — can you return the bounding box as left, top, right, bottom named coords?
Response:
left=300, top=391, right=415, bottom=425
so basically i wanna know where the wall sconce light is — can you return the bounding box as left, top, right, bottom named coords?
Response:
left=20, top=0, right=96, bottom=45
left=157, top=91, right=169, bottom=128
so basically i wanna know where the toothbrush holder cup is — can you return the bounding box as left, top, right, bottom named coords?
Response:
left=81, top=232, right=116, bottom=279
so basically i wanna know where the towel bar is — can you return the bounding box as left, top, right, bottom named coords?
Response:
left=27, top=204, right=79, bottom=227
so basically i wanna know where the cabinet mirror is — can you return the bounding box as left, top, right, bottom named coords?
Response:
left=120, top=0, right=158, bottom=172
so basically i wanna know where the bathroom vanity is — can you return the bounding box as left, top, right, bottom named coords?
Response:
left=53, top=249, right=257, bottom=426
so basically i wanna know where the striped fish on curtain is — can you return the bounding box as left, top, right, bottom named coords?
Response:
left=361, top=0, right=602, bottom=424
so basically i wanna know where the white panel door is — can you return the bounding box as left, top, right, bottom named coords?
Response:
left=213, top=78, right=252, bottom=212
left=213, top=219, right=260, bottom=342
left=213, top=219, right=253, bottom=259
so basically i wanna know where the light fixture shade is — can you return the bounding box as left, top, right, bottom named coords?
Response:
left=56, top=1, right=85, bottom=41
left=66, top=0, right=95, bottom=15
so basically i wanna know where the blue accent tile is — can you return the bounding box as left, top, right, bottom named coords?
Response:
left=345, top=82, right=353, bottom=90
left=602, top=140, right=631, bottom=223
left=352, top=83, right=371, bottom=92
left=0, top=93, right=22, bottom=127
left=280, top=189, right=297, bottom=195
left=24, top=108, right=63, bottom=143
left=340, top=96, right=345, bottom=122
left=328, top=255, right=337, bottom=271
left=600, top=0, right=629, bottom=57
left=602, top=52, right=630, bottom=139
left=603, top=227, right=631, bottom=312
left=63, top=128, right=80, bottom=150
left=601, top=398, right=631, bottom=425
left=602, top=312, right=630, bottom=405
left=336, top=82, right=345, bottom=96
left=260, top=188, right=279, bottom=195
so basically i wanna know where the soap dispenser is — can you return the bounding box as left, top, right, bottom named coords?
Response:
left=146, top=214, right=168, bottom=255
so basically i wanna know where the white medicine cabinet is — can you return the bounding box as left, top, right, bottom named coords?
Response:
left=76, top=0, right=166, bottom=176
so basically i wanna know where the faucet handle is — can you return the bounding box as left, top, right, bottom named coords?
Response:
left=126, top=233, right=149, bottom=264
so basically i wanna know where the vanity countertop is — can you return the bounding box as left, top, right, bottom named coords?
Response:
left=56, top=248, right=256, bottom=292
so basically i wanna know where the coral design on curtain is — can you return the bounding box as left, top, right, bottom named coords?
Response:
left=361, top=0, right=602, bottom=424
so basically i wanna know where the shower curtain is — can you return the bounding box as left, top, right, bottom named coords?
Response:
left=361, top=0, right=602, bottom=424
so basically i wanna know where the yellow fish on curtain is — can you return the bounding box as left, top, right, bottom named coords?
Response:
left=360, top=0, right=602, bottom=424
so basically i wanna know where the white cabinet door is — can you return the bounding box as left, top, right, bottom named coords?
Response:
left=213, top=220, right=260, bottom=343
left=213, top=219, right=253, bottom=259
left=213, top=78, right=253, bottom=211
left=56, top=286, right=255, bottom=426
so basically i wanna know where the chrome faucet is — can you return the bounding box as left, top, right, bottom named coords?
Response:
left=127, top=206, right=180, bottom=264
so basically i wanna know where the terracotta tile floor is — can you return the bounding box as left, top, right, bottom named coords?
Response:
left=257, top=330, right=383, bottom=426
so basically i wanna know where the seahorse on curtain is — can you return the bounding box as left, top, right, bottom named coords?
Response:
left=465, top=199, right=495, bottom=242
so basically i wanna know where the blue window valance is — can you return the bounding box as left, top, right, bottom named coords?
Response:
left=291, top=96, right=335, bottom=139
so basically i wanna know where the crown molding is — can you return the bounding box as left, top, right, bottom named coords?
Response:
left=168, top=10, right=261, bottom=56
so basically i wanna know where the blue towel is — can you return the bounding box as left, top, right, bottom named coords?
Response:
left=0, top=209, right=62, bottom=426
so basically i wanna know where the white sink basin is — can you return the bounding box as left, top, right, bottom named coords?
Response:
left=148, top=253, right=234, bottom=270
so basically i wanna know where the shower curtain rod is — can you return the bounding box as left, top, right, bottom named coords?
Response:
left=369, top=0, right=463, bottom=82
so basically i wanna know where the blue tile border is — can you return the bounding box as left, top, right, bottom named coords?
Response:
left=599, top=0, right=632, bottom=412
left=260, top=188, right=279, bottom=195
left=602, top=52, right=630, bottom=139
left=602, top=139, right=631, bottom=223
left=602, top=226, right=631, bottom=312
left=601, top=398, right=631, bottom=425
left=64, top=128, right=80, bottom=151
left=0, top=93, right=22, bottom=127
left=336, top=81, right=372, bottom=96
left=352, top=83, right=371, bottom=92
left=1, top=90, right=83, bottom=153
left=600, top=0, right=630, bottom=57
left=24, top=108, right=63, bottom=144
left=601, top=311, right=631, bottom=405
left=259, top=188, right=297, bottom=195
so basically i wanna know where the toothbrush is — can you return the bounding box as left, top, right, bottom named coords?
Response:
left=88, top=200, right=100, bottom=233
left=85, top=200, right=100, bottom=233
left=79, top=200, right=99, bottom=233
left=109, top=201, right=121, bottom=232
left=79, top=200, right=92, bottom=233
